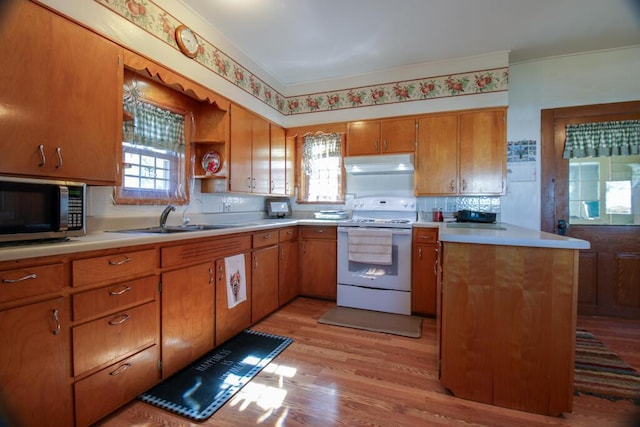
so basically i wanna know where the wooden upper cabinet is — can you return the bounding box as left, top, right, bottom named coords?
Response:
left=415, top=108, right=506, bottom=196
left=0, top=0, right=122, bottom=184
left=285, top=134, right=296, bottom=196
left=347, top=118, right=415, bottom=156
left=229, top=104, right=271, bottom=194
left=415, top=114, right=459, bottom=195
left=270, top=125, right=286, bottom=195
left=459, top=109, right=506, bottom=195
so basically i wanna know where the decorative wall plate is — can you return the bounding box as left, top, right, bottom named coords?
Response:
left=202, top=151, right=221, bottom=175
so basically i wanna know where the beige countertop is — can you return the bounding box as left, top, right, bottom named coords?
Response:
left=0, top=219, right=589, bottom=262
left=415, top=221, right=590, bottom=250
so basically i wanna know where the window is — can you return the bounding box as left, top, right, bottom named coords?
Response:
left=298, top=133, right=345, bottom=203
left=569, top=155, right=640, bottom=225
left=115, top=74, right=191, bottom=205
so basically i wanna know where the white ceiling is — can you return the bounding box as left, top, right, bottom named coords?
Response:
left=182, top=0, right=640, bottom=86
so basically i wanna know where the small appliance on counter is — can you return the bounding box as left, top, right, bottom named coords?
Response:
left=456, top=210, right=496, bottom=224
left=265, top=197, right=292, bottom=218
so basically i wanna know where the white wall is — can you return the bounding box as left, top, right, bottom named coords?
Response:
left=503, top=46, right=640, bottom=230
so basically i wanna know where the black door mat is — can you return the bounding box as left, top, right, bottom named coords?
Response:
left=139, top=329, right=292, bottom=421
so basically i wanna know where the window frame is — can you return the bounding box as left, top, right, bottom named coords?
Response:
left=296, top=132, right=346, bottom=204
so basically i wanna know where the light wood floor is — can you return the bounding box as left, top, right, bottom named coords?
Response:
left=98, top=297, right=640, bottom=427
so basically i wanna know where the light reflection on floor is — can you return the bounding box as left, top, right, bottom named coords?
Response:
left=228, top=362, right=297, bottom=424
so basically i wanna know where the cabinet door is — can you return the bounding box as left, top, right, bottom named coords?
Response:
left=347, top=121, right=380, bottom=155
left=412, top=244, right=438, bottom=315
left=161, top=262, right=215, bottom=377
left=49, top=12, right=122, bottom=183
left=459, top=109, right=506, bottom=195
left=299, top=239, right=337, bottom=300
left=285, top=134, right=296, bottom=196
left=251, top=114, right=271, bottom=194
left=415, top=114, right=459, bottom=195
left=0, top=1, right=52, bottom=176
left=229, top=105, right=253, bottom=192
left=380, top=119, right=415, bottom=153
left=251, top=245, right=279, bottom=322
left=279, top=239, right=299, bottom=306
left=0, top=297, right=73, bottom=427
left=215, top=254, right=252, bottom=345
left=270, top=125, right=286, bottom=195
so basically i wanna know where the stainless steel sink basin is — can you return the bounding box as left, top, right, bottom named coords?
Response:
left=110, top=224, right=240, bottom=234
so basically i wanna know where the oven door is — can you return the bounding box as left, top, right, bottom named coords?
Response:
left=337, top=226, right=412, bottom=291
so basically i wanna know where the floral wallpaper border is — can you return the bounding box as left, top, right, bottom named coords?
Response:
left=95, top=0, right=508, bottom=116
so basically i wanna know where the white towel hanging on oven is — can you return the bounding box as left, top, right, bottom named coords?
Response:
left=347, top=229, right=393, bottom=265
left=224, top=254, right=246, bottom=308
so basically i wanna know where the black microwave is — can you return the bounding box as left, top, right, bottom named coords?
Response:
left=0, top=177, right=86, bottom=244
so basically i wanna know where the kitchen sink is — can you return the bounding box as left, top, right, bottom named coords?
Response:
left=110, top=224, right=240, bottom=234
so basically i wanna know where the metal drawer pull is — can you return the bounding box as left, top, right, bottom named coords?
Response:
left=109, top=286, right=132, bottom=296
left=2, top=273, right=37, bottom=283
left=108, top=256, right=131, bottom=266
left=109, top=363, right=132, bottom=376
left=263, top=233, right=271, bottom=239
left=316, top=229, right=324, bottom=233
left=55, top=147, right=63, bottom=168
left=38, top=144, right=46, bottom=167
left=51, top=309, right=61, bottom=335
left=109, top=314, right=130, bottom=325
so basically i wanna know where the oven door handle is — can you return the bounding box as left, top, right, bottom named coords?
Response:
left=338, top=226, right=412, bottom=235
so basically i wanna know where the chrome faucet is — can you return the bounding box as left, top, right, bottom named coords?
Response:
left=159, top=204, right=176, bottom=228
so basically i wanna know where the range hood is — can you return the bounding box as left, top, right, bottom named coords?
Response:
left=343, top=153, right=414, bottom=175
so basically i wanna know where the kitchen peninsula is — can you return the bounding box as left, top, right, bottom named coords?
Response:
left=434, top=222, right=590, bottom=416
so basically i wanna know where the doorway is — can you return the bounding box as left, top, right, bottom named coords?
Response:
left=541, top=101, right=640, bottom=319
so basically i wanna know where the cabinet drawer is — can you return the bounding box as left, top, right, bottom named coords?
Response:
left=253, top=230, right=278, bottom=248
left=299, top=226, right=337, bottom=240
left=0, top=263, right=64, bottom=303
left=74, top=345, right=159, bottom=427
left=278, top=227, right=298, bottom=242
left=73, top=300, right=158, bottom=376
left=73, top=275, right=158, bottom=321
left=72, top=249, right=157, bottom=287
left=161, top=235, right=251, bottom=268
left=413, top=228, right=438, bottom=244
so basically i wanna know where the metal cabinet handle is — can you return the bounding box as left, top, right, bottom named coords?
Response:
left=247, top=177, right=252, bottom=189
left=374, top=140, right=379, bottom=151
left=271, top=180, right=275, bottom=191
left=38, top=144, right=46, bottom=167
left=2, top=273, right=37, bottom=284
left=109, top=363, right=132, bottom=376
left=253, top=256, right=258, bottom=269
left=280, top=247, right=284, bottom=260
left=109, top=286, right=132, bottom=296
left=108, top=314, right=130, bottom=326
left=383, top=140, right=388, bottom=151
left=315, top=229, right=324, bottom=233
left=252, top=178, right=256, bottom=189
left=418, top=247, right=422, bottom=259
left=51, top=309, right=61, bottom=335
left=108, top=256, right=131, bottom=266
left=263, top=233, right=272, bottom=239
left=55, top=147, right=63, bottom=168
left=461, top=179, right=467, bottom=191
left=449, top=180, right=455, bottom=191
left=217, top=264, right=224, bottom=281
left=209, top=267, right=214, bottom=285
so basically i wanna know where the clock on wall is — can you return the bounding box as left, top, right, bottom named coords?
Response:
left=175, top=25, right=199, bottom=58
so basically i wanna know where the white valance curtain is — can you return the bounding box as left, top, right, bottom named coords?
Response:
left=563, top=120, right=640, bottom=159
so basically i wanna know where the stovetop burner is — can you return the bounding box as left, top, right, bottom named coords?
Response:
left=340, top=196, right=417, bottom=229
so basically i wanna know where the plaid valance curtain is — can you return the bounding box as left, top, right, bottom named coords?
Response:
left=563, top=120, right=640, bottom=159
left=123, top=98, right=185, bottom=152
left=302, top=133, right=342, bottom=174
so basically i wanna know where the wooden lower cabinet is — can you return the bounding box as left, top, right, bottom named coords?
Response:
left=0, top=297, right=73, bottom=427
left=440, top=242, right=578, bottom=416
left=299, top=226, right=337, bottom=300
left=412, top=228, right=439, bottom=315
left=161, top=262, right=215, bottom=378
left=251, top=231, right=280, bottom=323
left=215, top=253, right=252, bottom=345
left=74, top=345, right=159, bottom=427
left=278, top=227, right=299, bottom=306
